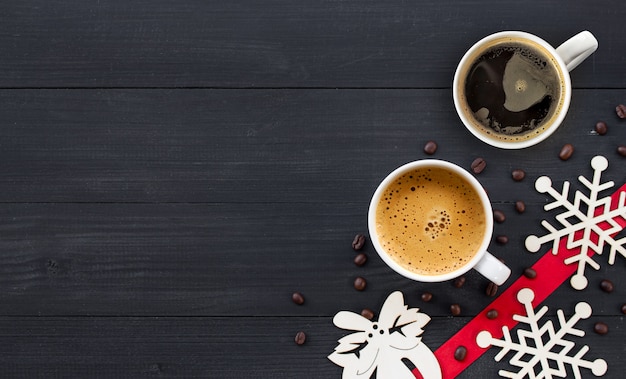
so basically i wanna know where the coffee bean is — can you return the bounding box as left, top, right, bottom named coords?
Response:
left=292, top=292, right=305, bottom=305
left=295, top=331, right=307, bottom=345
left=618, top=145, right=626, bottom=157
left=486, top=309, right=499, bottom=319
left=454, top=346, right=467, bottom=361
left=486, top=282, right=498, bottom=297
left=496, top=235, right=509, bottom=245
left=354, top=277, right=367, bottom=291
left=453, top=276, right=466, bottom=288
left=512, top=169, right=526, bottom=181
left=600, top=279, right=614, bottom=293
left=352, top=234, right=366, bottom=250
left=559, top=143, right=574, bottom=161
left=616, top=104, right=626, bottom=119
left=493, top=209, right=506, bottom=223
left=515, top=200, right=526, bottom=214
left=523, top=267, right=537, bottom=279
left=621, top=304, right=626, bottom=315
left=421, top=292, right=433, bottom=302
left=354, top=253, right=367, bottom=267
left=595, top=121, right=608, bottom=135
left=594, top=322, right=609, bottom=335
left=424, top=140, right=438, bottom=155
left=361, top=308, right=375, bottom=320
left=450, top=304, right=461, bottom=316
left=471, top=157, right=486, bottom=174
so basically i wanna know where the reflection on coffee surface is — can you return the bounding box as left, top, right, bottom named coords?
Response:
left=375, top=166, right=486, bottom=276
left=464, top=41, right=562, bottom=139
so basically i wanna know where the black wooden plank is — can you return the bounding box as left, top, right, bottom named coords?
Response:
left=0, top=88, right=624, bottom=204
left=0, top=201, right=623, bottom=318
left=0, top=316, right=622, bottom=378
left=0, top=0, right=621, bottom=88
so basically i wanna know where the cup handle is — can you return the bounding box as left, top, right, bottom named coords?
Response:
left=555, top=31, right=598, bottom=72
left=473, top=251, right=511, bottom=286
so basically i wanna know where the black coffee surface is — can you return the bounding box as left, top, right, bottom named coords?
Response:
left=465, top=46, right=557, bottom=136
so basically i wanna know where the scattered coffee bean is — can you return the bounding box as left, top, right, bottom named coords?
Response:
left=450, top=304, right=461, bottom=316
left=424, top=140, right=438, bottom=155
left=515, top=200, right=526, bottom=214
left=493, top=209, right=506, bottom=223
left=486, top=282, right=498, bottom=297
left=594, top=322, right=609, bottom=335
left=512, top=169, right=526, bottom=181
left=618, top=145, right=626, bottom=157
left=421, top=292, right=433, bottom=302
left=595, top=121, right=608, bottom=135
left=354, top=253, right=367, bottom=267
left=352, top=234, right=366, bottom=250
left=471, top=157, right=487, bottom=174
left=454, top=346, right=467, bottom=361
left=354, top=277, right=367, bottom=291
left=523, top=267, right=537, bottom=279
left=600, top=279, right=614, bottom=293
left=453, top=276, right=466, bottom=288
left=496, top=235, right=509, bottom=245
left=295, top=331, right=307, bottom=345
left=292, top=292, right=305, bottom=305
left=621, top=304, right=626, bottom=315
left=616, top=104, right=626, bottom=119
left=559, top=143, right=574, bottom=161
left=486, top=309, right=499, bottom=319
left=361, top=308, right=375, bottom=320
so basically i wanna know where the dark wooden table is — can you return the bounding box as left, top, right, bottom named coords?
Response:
left=1, top=1, right=625, bottom=378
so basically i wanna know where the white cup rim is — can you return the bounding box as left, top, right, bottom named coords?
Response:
left=368, top=159, right=494, bottom=282
left=453, top=30, right=572, bottom=149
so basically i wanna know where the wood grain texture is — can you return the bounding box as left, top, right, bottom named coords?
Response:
left=0, top=0, right=622, bottom=88
left=0, top=200, right=623, bottom=318
left=0, top=316, right=622, bottom=378
left=0, top=88, right=624, bottom=203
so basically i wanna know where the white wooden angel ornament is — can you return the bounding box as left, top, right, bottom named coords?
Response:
left=328, top=291, right=442, bottom=379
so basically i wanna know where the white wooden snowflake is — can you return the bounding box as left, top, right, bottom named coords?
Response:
left=525, top=155, right=626, bottom=290
left=476, top=288, right=607, bottom=379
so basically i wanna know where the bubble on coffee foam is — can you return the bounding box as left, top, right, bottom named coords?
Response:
left=424, top=209, right=451, bottom=239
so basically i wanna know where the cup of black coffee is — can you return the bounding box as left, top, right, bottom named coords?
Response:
left=453, top=31, right=597, bottom=149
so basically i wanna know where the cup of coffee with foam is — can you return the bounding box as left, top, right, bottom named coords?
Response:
left=368, top=159, right=511, bottom=285
left=453, top=31, right=598, bottom=149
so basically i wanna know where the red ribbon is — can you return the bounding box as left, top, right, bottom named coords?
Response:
left=415, top=183, right=626, bottom=379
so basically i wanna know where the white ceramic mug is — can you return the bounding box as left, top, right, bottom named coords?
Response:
left=368, top=159, right=511, bottom=285
left=453, top=31, right=598, bottom=149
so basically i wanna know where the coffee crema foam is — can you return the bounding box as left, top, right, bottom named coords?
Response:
left=375, top=167, right=486, bottom=276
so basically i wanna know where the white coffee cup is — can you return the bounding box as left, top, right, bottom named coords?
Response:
left=453, top=31, right=598, bottom=149
left=368, top=159, right=511, bottom=285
